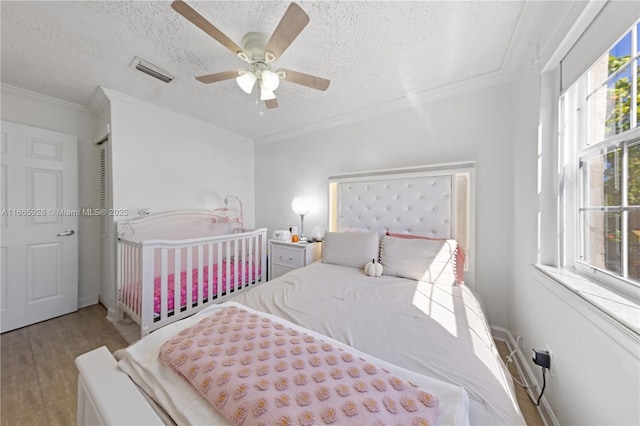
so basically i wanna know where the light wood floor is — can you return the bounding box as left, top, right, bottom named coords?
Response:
left=495, top=340, right=545, bottom=426
left=0, top=304, right=128, bottom=426
left=1, top=305, right=544, bottom=425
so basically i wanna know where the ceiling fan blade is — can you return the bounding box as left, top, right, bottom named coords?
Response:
left=171, top=1, right=244, bottom=56
left=265, top=99, right=279, bottom=109
left=278, top=69, right=330, bottom=91
left=264, top=3, right=309, bottom=62
left=195, top=70, right=240, bottom=84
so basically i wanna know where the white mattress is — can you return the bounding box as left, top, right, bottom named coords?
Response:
left=120, top=262, right=524, bottom=425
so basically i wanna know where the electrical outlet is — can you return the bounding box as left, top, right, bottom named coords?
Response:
left=546, top=345, right=554, bottom=376
left=532, top=349, right=551, bottom=369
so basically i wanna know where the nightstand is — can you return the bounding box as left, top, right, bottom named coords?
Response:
left=268, top=240, right=322, bottom=280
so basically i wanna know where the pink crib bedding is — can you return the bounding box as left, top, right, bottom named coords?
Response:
left=121, top=263, right=261, bottom=317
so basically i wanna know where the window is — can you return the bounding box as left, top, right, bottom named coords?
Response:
left=562, top=20, right=640, bottom=292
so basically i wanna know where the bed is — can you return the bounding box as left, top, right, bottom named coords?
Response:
left=115, top=211, right=267, bottom=338
left=76, top=163, right=525, bottom=425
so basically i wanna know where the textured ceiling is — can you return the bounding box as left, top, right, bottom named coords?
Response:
left=1, top=1, right=527, bottom=140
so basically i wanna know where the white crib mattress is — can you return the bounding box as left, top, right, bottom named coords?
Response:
left=120, top=262, right=524, bottom=425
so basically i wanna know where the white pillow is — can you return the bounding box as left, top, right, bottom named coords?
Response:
left=380, top=235, right=457, bottom=285
left=322, top=231, right=380, bottom=269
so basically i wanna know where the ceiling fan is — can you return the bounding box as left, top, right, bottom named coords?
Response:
left=171, top=0, right=330, bottom=109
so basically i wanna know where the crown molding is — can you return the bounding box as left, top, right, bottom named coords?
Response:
left=499, top=1, right=547, bottom=78
left=1, top=84, right=91, bottom=115
left=255, top=1, right=568, bottom=146
left=87, top=86, right=110, bottom=116
left=96, top=87, right=252, bottom=143
left=255, top=69, right=508, bottom=145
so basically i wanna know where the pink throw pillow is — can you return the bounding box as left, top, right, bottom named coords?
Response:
left=386, top=232, right=465, bottom=284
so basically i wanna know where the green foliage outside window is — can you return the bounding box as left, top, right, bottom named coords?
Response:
left=604, top=56, right=631, bottom=137
left=596, top=28, right=640, bottom=282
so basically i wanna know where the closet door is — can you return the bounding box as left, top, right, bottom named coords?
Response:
left=1, top=121, right=78, bottom=332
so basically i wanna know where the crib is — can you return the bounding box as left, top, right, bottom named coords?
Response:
left=115, top=211, right=267, bottom=338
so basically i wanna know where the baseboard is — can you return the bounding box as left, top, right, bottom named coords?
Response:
left=106, top=307, right=117, bottom=323
left=497, top=329, right=559, bottom=426
left=490, top=325, right=509, bottom=341
left=78, top=295, right=99, bottom=309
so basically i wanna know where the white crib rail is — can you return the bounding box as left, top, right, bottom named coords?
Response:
left=117, top=240, right=142, bottom=324
left=117, top=228, right=267, bottom=337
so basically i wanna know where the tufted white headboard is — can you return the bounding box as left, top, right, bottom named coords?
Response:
left=334, top=175, right=452, bottom=238
left=328, top=162, right=475, bottom=285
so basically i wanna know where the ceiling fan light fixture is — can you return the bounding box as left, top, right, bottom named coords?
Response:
left=236, top=72, right=257, bottom=94
left=265, top=51, right=277, bottom=63
left=261, top=70, right=280, bottom=91
left=260, top=85, right=276, bottom=101
left=172, top=1, right=329, bottom=110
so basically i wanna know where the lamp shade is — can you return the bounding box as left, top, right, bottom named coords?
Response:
left=236, top=72, right=257, bottom=94
left=291, top=196, right=313, bottom=216
left=261, top=70, right=280, bottom=91
left=260, top=85, right=276, bottom=100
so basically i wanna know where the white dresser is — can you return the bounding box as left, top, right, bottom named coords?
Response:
left=268, top=240, right=322, bottom=280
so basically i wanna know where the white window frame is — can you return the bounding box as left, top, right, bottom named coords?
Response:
left=560, top=19, right=640, bottom=301
left=576, top=132, right=640, bottom=282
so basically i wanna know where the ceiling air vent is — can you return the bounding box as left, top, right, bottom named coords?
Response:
left=130, top=57, right=174, bottom=83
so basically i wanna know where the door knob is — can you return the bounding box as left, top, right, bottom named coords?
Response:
left=57, top=229, right=75, bottom=237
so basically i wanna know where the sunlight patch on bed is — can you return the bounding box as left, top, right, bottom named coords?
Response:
left=461, top=288, right=522, bottom=414
left=416, top=241, right=457, bottom=285
left=412, top=281, right=458, bottom=337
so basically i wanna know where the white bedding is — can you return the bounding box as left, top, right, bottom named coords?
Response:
left=120, top=302, right=469, bottom=425
left=119, top=262, right=524, bottom=425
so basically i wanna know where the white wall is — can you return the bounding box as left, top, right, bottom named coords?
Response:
left=101, top=89, right=255, bottom=309
left=107, top=91, right=255, bottom=223
left=1, top=85, right=100, bottom=307
left=508, top=3, right=640, bottom=424
left=255, top=84, right=513, bottom=328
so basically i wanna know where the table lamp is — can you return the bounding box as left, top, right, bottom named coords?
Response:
left=291, top=196, right=313, bottom=241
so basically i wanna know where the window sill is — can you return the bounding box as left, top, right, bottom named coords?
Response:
left=533, top=264, right=640, bottom=337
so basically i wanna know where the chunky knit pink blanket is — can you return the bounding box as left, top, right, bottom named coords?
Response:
left=159, top=305, right=439, bottom=426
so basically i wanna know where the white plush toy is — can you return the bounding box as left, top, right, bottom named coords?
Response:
left=364, top=258, right=383, bottom=277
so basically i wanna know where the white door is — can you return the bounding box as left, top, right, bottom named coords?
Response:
left=1, top=121, right=78, bottom=332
